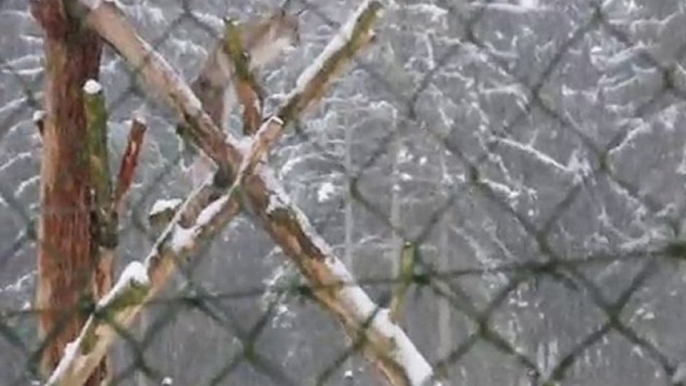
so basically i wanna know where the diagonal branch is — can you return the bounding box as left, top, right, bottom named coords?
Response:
left=48, top=1, right=439, bottom=386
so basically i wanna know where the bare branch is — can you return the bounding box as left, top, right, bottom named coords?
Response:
left=49, top=2, right=438, bottom=386
left=113, top=116, right=147, bottom=213
left=81, top=0, right=240, bottom=175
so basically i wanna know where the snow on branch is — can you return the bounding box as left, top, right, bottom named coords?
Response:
left=80, top=0, right=240, bottom=173
left=44, top=176, right=245, bottom=386
left=278, top=0, right=382, bottom=122
left=253, top=168, right=441, bottom=386
left=44, top=117, right=284, bottom=386
left=45, top=262, right=150, bottom=386
left=62, top=1, right=438, bottom=386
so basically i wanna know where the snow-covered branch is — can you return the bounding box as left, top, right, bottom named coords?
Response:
left=278, top=0, right=381, bottom=122
left=48, top=1, right=439, bottom=386
left=45, top=262, right=150, bottom=386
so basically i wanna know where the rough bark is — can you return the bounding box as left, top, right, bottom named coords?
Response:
left=30, top=0, right=106, bottom=384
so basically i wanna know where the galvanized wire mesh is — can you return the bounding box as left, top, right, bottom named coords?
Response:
left=2, top=0, right=686, bottom=385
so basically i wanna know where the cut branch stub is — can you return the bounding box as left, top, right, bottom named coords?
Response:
left=113, top=116, right=147, bottom=213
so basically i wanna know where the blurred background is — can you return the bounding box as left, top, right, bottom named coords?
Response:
left=2, top=0, right=686, bottom=385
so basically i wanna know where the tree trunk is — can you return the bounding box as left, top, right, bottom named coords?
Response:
left=31, top=1, right=106, bottom=384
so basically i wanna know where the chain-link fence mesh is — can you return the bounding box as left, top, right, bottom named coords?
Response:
left=2, top=0, right=686, bottom=385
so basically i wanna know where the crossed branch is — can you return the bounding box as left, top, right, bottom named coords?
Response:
left=44, top=1, right=441, bottom=385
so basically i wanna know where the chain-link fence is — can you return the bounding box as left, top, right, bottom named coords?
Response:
left=2, top=0, right=686, bottom=385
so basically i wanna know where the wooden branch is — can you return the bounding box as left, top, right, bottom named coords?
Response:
left=113, top=116, right=147, bottom=213
left=45, top=144, right=252, bottom=386
left=84, top=80, right=116, bottom=249
left=51, top=2, right=438, bottom=386
left=79, top=0, right=241, bottom=176
left=277, top=1, right=379, bottom=122
left=83, top=79, right=115, bottom=385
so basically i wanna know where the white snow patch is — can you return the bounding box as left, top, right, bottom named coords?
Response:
left=81, top=0, right=103, bottom=9
left=0, top=152, right=32, bottom=174
left=496, top=137, right=569, bottom=174
left=481, top=179, right=520, bottom=205
left=32, top=110, right=45, bottom=123
left=1, top=271, right=34, bottom=294
left=15, top=175, right=39, bottom=197
left=262, top=167, right=291, bottom=214
left=468, top=1, right=553, bottom=13
left=317, top=182, right=337, bottom=202
left=170, top=224, right=197, bottom=254
left=566, top=149, right=592, bottom=184
left=405, top=4, right=447, bottom=21
left=196, top=194, right=230, bottom=226
left=161, top=376, right=173, bottom=385
left=133, top=106, right=148, bottom=125
left=98, top=261, right=149, bottom=308
left=149, top=198, right=183, bottom=217
left=83, top=79, right=102, bottom=94
left=235, top=136, right=254, bottom=155
left=46, top=341, right=79, bottom=385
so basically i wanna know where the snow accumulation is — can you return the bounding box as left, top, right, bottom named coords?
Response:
left=495, top=137, right=569, bottom=174
left=81, top=0, right=120, bottom=9
left=262, top=167, right=291, bottom=214
left=317, top=182, right=336, bottom=202
left=46, top=263, right=148, bottom=385
left=326, top=257, right=437, bottom=386
left=293, top=0, right=375, bottom=92
left=133, top=106, right=148, bottom=125
left=32, top=110, right=45, bottom=122
left=83, top=79, right=102, bottom=94
left=263, top=165, right=438, bottom=384
left=195, top=194, right=230, bottom=226
left=468, top=1, right=552, bottom=13
left=97, top=261, right=150, bottom=308
left=0, top=271, right=34, bottom=294
left=149, top=198, right=183, bottom=217
left=80, top=0, right=102, bottom=9
left=170, top=224, right=197, bottom=254
left=46, top=341, right=79, bottom=385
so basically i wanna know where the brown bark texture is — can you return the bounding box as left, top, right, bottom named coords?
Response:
left=31, top=1, right=108, bottom=384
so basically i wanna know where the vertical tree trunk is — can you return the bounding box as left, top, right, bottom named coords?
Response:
left=30, top=1, right=106, bottom=384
